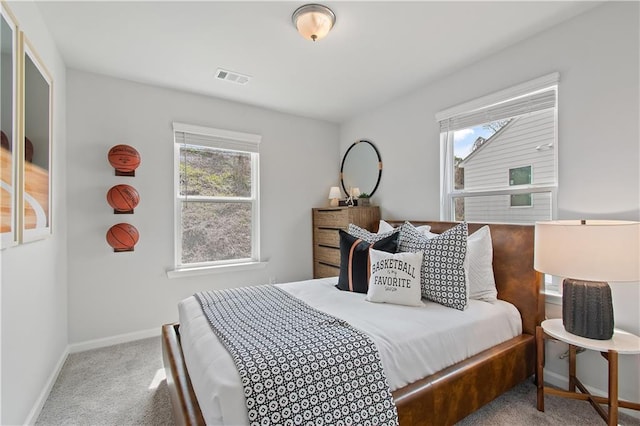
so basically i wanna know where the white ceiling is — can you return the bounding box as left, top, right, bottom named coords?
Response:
left=35, top=1, right=600, bottom=124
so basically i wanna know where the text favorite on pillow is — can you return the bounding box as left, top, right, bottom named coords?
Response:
left=366, top=249, right=424, bottom=307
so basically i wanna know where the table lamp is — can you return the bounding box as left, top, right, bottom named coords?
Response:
left=328, top=186, right=341, bottom=207
left=534, top=220, right=640, bottom=340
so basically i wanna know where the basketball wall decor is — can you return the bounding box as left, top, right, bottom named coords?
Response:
left=108, top=144, right=140, bottom=176
left=106, top=184, right=140, bottom=214
left=106, top=223, right=139, bottom=252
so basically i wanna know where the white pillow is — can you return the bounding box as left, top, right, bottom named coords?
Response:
left=407, top=224, right=497, bottom=303
left=378, top=220, right=431, bottom=236
left=377, top=220, right=395, bottom=233
left=366, top=248, right=424, bottom=307
left=466, top=226, right=497, bottom=302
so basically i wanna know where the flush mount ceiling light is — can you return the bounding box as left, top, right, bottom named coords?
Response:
left=292, top=4, right=336, bottom=42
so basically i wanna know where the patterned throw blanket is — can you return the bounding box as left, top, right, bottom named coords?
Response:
left=195, top=285, right=398, bottom=426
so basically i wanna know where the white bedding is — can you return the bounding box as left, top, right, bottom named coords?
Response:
left=178, top=277, right=522, bottom=425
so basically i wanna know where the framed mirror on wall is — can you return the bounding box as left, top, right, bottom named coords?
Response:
left=21, top=36, right=53, bottom=242
left=0, top=3, right=18, bottom=248
left=340, top=139, right=382, bottom=198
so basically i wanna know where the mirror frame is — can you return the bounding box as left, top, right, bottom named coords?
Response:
left=0, top=2, right=18, bottom=248
left=340, top=139, right=382, bottom=198
left=20, top=34, right=53, bottom=242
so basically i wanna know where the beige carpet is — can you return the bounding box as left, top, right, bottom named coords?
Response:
left=36, top=336, right=639, bottom=425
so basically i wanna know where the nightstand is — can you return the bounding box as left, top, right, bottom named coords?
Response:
left=536, top=318, right=640, bottom=425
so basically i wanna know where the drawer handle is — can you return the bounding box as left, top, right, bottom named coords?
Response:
left=318, top=244, right=339, bottom=249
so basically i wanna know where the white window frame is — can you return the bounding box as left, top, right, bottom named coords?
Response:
left=436, top=73, right=560, bottom=296
left=168, top=122, right=264, bottom=278
left=437, top=73, right=559, bottom=223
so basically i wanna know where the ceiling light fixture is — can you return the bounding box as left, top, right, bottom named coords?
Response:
left=292, top=4, right=336, bottom=42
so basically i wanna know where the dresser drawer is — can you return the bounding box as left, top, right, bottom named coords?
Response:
left=314, top=228, right=340, bottom=248
left=314, top=262, right=340, bottom=278
left=311, top=206, right=380, bottom=279
left=313, top=208, right=349, bottom=228
left=315, top=245, right=340, bottom=266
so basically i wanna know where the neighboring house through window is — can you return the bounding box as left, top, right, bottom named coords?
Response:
left=437, top=73, right=558, bottom=225
left=437, top=73, right=559, bottom=292
left=509, top=165, right=532, bottom=207
left=172, top=122, right=261, bottom=273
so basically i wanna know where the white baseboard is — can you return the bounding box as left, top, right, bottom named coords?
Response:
left=68, top=327, right=161, bottom=353
left=26, top=327, right=163, bottom=424
left=544, top=370, right=640, bottom=420
left=24, top=346, right=69, bottom=425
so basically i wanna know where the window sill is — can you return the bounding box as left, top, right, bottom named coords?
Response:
left=543, top=289, right=562, bottom=305
left=167, top=261, right=268, bottom=279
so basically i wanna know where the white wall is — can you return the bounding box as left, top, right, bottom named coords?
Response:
left=0, top=2, right=68, bottom=425
left=340, top=0, right=639, bottom=412
left=66, top=70, right=339, bottom=344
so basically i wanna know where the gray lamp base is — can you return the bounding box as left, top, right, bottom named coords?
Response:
left=562, top=278, right=614, bottom=340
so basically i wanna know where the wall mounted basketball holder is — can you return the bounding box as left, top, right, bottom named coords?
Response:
left=107, top=144, right=141, bottom=252
left=115, top=169, right=135, bottom=177
left=113, top=247, right=134, bottom=253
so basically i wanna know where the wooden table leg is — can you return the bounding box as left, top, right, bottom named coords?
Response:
left=569, top=344, right=577, bottom=392
left=536, top=326, right=545, bottom=412
left=608, top=350, right=618, bottom=426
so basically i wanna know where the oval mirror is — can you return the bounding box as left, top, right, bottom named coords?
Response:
left=340, top=140, right=382, bottom=197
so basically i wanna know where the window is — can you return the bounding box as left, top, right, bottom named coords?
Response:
left=172, top=122, right=261, bottom=271
left=437, top=73, right=558, bottom=225
left=509, top=166, right=532, bottom=207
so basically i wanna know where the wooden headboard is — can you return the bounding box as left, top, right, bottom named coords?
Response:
left=385, top=221, right=544, bottom=335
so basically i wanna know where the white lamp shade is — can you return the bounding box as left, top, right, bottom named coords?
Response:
left=534, top=220, right=640, bottom=282
left=351, top=187, right=361, bottom=198
left=328, top=186, right=341, bottom=199
left=292, top=4, right=335, bottom=41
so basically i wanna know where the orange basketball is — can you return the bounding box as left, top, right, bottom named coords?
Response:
left=107, top=184, right=140, bottom=212
left=108, top=144, right=140, bottom=172
left=106, top=223, right=139, bottom=251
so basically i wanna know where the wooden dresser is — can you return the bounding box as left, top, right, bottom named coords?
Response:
left=312, top=206, right=381, bottom=278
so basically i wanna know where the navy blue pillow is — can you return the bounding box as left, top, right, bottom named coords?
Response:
left=336, top=230, right=399, bottom=294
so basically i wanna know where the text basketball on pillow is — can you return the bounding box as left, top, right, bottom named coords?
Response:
left=366, top=249, right=424, bottom=307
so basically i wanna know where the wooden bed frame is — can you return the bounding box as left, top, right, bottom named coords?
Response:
left=162, top=221, right=544, bottom=425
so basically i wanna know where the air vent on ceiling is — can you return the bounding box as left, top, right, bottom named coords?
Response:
left=215, top=68, right=251, bottom=85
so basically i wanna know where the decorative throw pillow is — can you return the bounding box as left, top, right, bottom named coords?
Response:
left=366, top=249, right=424, bottom=307
left=398, top=222, right=469, bottom=310
left=378, top=220, right=432, bottom=236
left=467, top=226, right=498, bottom=302
left=422, top=225, right=497, bottom=302
left=336, top=230, right=399, bottom=294
left=347, top=223, right=399, bottom=243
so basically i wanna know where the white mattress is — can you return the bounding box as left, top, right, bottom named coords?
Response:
left=178, top=277, right=522, bottom=425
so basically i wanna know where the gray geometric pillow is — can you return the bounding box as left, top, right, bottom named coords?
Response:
left=347, top=223, right=399, bottom=244
left=398, top=222, right=468, bottom=310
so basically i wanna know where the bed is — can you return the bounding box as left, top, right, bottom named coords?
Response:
left=162, top=221, right=544, bottom=425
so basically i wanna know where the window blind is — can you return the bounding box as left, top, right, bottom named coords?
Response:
left=173, top=122, right=260, bottom=153
left=439, top=88, right=556, bottom=133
